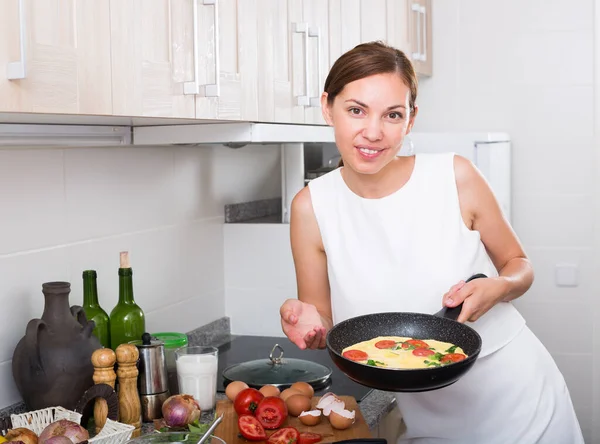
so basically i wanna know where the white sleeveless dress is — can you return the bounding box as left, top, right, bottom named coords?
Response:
left=308, top=153, right=583, bottom=444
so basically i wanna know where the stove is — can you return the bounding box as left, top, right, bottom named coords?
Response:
left=216, top=335, right=373, bottom=403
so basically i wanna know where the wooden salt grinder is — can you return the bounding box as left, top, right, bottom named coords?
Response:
left=116, top=343, right=142, bottom=437
left=92, top=348, right=118, bottom=434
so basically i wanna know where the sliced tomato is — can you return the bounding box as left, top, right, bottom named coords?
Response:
left=440, top=353, right=467, bottom=364
left=255, top=396, right=288, bottom=429
left=374, top=340, right=397, bottom=349
left=412, top=348, right=435, bottom=357
left=401, top=339, right=429, bottom=349
left=238, top=415, right=267, bottom=441
left=342, top=349, right=368, bottom=361
left=267, top=427, right=300, bottom=444
left=298, top=432, right=322, bottom=444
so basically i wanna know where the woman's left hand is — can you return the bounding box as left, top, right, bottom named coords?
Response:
left=442, top=277, right=508, bottom=323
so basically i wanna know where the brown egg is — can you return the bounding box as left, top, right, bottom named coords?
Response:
left=329, top=409, right=356, bottom=430
left=298, top=409, right=322, bottom=426
left=290, top=381, right=315, bottom=398
left=259, top=384, right=281, bottom=397
left=225, top=380, right=249, bottom=401
left=286, top=393, right=312, bottom=417
left=280, top=388, right=302, bottom=401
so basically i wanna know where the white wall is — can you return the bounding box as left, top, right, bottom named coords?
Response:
left=224, top=224, right=295, bottom=336
left=0, top=142, right=281, bottom=409
left=415, top=1, right=595, bottom=442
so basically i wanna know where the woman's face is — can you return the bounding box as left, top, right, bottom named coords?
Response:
left=321, top=73, right=417, bottom=175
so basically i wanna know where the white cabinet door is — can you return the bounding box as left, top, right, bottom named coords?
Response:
left=0, top=0, right=112, bottom=115
left=193, top=0, right=251, bottom=120
left=360, top=0, right=388, bottom=43
left=255, top=0, right=293, bottom=123
left=408, top=0, right=432, bottom=76
left=328, top=0, right=360, bottom=71
left=109, top=0, right=196, bottom=118
left=386, top=0, right=411, bottom=55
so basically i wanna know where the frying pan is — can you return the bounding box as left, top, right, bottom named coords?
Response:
left=326, top=274, right=486, bottom=392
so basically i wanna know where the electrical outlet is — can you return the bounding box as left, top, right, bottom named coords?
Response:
left=555, top=263, right=579, bottom=287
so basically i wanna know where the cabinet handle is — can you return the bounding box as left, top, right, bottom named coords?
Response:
left=308, top=27, right=322, bottom=108
left=419, top=5, right=427, bottom=62
left=411, top=2, right=421, bottom=61
left=6, top=0, right=26, bottom=80
left=294, top=22, right=310, bottom=107
left=184, top=0, right=220, bottom=97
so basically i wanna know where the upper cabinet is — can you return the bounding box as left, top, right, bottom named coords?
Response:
left=0, top=0, right=432, bottom=122
left=0, top=0, right=112, bottom=115
left=407, top=0, right=432, bottom=77
left=109, top=0, right=196, bottom=118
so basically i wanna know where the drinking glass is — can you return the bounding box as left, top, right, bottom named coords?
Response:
left=175, top=345, right=219, bottom=412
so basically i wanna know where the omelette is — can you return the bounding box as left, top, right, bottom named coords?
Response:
left=341, top=336, right=467, bottom=369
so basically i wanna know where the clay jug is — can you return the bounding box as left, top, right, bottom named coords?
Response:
left=12, top=281, right=102, bottom=410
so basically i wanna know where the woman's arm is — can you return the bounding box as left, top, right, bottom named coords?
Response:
left=444, top=155, right=534, bottom=322
left=279, top=186, right=333, bottom=348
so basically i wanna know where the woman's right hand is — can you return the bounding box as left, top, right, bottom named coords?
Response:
left=280, top=299, right=328, bottom=350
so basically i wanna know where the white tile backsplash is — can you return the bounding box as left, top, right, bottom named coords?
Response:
left=0, top=150, right=67, bottom=255
left=64, top=147, right=177, bottom=241
left=0, top=142, right=280, bottom=409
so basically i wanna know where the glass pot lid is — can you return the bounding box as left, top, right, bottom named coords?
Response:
left=222, top=344, right=332, bottom=389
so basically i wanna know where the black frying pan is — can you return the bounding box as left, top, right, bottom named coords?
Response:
left=325, top=274, right=486, bottom=392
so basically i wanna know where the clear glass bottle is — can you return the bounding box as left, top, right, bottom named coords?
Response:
left=82, top=270, right=111, bottom=348
left=109, top=252, right=145, bottom=350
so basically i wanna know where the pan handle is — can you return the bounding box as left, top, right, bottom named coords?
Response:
left=434, top=273, right=488, bottom=321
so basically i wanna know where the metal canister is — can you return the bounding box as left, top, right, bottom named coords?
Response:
left=133, top=332, right=170, bottom=422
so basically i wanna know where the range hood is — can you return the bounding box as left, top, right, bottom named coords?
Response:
left=133, top=122, right=335, bottom=147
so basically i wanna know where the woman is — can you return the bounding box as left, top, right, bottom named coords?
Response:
left=279, top=42, right=583, bottom=444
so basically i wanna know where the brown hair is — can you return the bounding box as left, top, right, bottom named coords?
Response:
left=324, top=41, right=418, bottom=168
left=324, top=41, right=418, bottom=112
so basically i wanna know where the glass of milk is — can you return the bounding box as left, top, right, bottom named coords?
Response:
left=175, top=345, right=219, bottom=412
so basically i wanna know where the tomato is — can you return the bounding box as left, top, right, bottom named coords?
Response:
left=440, top=353, right=467, bottom=364
left=342, top=349, right=368, bottom=361
left=374, top=340, right=397, bottom=349
left=412, top=348, right=435, bottom=357
left=401, top=339, right=429, bottom=349
left=255, top=396, right=288, bottom=429
left=267, top=427, right=300, bottom=444
left=238, top=415, right=267, bottom=441
left=298, top=432, right=322, bottom=444
left=234, top=388, right=265, bottom=416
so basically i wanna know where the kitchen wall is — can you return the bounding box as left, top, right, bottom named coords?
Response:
left=415, top=0, right=596, bottom=442
left=0, top=143, right=281, bottom=409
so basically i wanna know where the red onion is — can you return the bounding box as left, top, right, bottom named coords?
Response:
left=38, top=420, right=89, bottom=444
left=161, top=394, right=201, bottom=428
left=43, top=438, right=73, bottom=444
left=5, top=427, right=38, bottom=444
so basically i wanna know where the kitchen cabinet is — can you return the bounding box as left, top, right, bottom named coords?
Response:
left=407, top=0, right=432, bottom=76
left=255, top=0, right=329, bottom=125
left=109, top=0, right=196, bottom=119
left=329, top=0, right=432, bottom=77
left=0, top=0, right=112, bottom=115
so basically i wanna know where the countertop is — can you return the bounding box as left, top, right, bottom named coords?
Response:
left=141, top=390, right=396, bottom=436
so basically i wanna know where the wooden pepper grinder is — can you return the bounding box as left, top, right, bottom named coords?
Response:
left=92, top=348, right=117, bottom=434
left=116, top=343, right=142, bottom=437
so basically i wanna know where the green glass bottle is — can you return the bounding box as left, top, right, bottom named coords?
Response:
left=110, top=251, right=145, bottom=350
left=82, top=270, right=111, bottom=348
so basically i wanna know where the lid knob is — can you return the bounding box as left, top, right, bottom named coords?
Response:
left=142, top=332, right=152, bottom=345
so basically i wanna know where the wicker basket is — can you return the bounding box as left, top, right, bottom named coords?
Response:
left=9, top=406, right=134, bottom=444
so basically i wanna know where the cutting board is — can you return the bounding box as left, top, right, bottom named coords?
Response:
left=214, top=395, right=372, bottom=444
